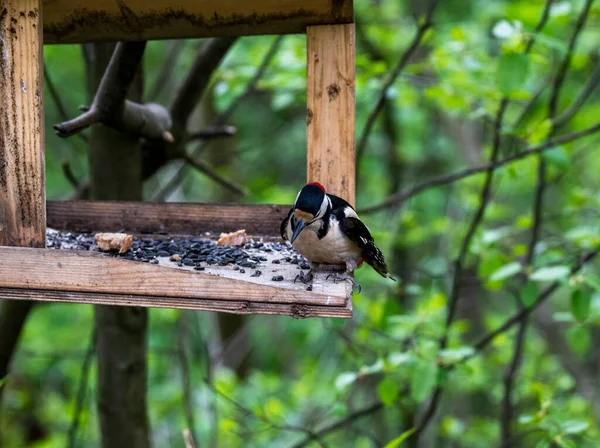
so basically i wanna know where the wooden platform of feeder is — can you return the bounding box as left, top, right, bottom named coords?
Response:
left=0, top=201, right=352, bottom=318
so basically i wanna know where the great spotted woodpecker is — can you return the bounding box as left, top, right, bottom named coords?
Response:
left=280, top=182, right=395, bottom=292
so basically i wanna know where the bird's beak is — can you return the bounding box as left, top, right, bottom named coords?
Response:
left=291, top=219, right=307, bottom=243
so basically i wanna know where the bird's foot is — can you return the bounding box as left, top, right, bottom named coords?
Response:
left=294, top=270, right=314, bottom=285
left=326, top=272, right=361, bottom=293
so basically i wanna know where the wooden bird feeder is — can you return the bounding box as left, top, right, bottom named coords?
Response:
left=0, top=0, right=355, bottom=318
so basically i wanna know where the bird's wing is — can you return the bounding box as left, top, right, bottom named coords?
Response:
left=339, top=217, right=395, bottom=280
left=280, top=208, right=294, bottom=240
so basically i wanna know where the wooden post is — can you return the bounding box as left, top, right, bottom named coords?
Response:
left=306, top=24, right=355, bottom=205
left=0, top=0, right=46, bottom=247
left=0, top=0, right=45, bottom=408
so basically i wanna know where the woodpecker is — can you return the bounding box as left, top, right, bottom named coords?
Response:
left=280, top=182, right=395, bottom=292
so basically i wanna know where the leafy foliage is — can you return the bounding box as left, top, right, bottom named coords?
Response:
left=3, top=0, right=600, bottom=446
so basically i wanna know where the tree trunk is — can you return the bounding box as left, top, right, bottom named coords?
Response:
left=85, top=43, right=150, bottom=448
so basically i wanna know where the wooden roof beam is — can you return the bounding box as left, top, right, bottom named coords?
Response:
left=42, top=0, right=354, bottom=44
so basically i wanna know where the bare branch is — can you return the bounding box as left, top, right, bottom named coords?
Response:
left=554, top=58, right=600, bottom=129
left=512, top=77, right=551, bottom=130
left=502, top=5, right=594, bottom=441
left=355, top=0, right=438, bottom=166
left=289, top=402, right=384, bottom=448
left=184, top=155, right=248, bottom=196
left=53, top=42, right=173, bottom=143
left=170, top=37, right=238, bottom=134
left=469, top=247, right=600, bottom=359
left=44, top=64, right=89, bottom=143
left=359, top=121, right=600, bottom=214
left=61, top=161, right=81, bottom=189
left=149, top=40, right=186, bottom=101
left=186, top=125, right=237, bottom=142
left=500, top=295, right=528, bottom=447
left=151, top=36, right=284, bottom=201
left=548, top=0, right=594, bottom=119
left=413, top=98, right=509, bottom=441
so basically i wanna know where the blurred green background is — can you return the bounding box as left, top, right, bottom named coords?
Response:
left=3, top=0, right=600, bottom=446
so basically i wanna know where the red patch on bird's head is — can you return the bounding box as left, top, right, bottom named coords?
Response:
left=307, top=182, right=325, bottom=192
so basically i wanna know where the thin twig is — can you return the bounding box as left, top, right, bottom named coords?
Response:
left=151, top=36, right=284, bottom=201
left=355, top=0, right=438, bottom=166
left=184, top=155, right=248, bottom=196
left=44, top=64, right=88, bottom=143
left=61, top=161, right=81, bottom=189
left=149, top=40, right=186, bottom=100
left=288, top=402, right=384, bottom=448
left=412, top=98, right=509, bottom=442
left=512, top=77, right=551, bottom=130
left=554, top=59, right=600, bottom=128
left=66, top=329, right=96, bottom=448
left=501, top=4, right=594, bottom=442
left=548, top=0, right=594, bottom=119
left=186, top=125, right=237, bottom=142
left=468, top=247, right=600, bottom=359
left=359, top=121, right=600, bottom=214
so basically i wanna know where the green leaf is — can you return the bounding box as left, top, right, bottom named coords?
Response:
left=490, top=262, right=522, bottom=282
left=378, top=377, right=400, bottom=406
left=530, top=266, right=570, bottom=282
left=541, top=146, right=569, bottom=169
left=566, top=325, right=591, bottom=356
left=496, top=53, right=529, bottom=95
left=570, top=289, right=591, bottom=323
left=0, top=376, right=5, bottom=389
left=520, top=281, right=539, bottom=307
left=335, top=372, right=357, bottom=390
left=411, top=360, right=438, bottom=402
left=383, top=428, right=416, bottom=448
left=561, top=419, right=589, bottom=435
left=439, top=347, right=475, bottom=363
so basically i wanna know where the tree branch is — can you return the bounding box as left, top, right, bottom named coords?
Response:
left=54, top=42, right=173, bottom=142
left=186, top=125, right=237, bottom=142
left=170, top=37, right=237, bottom=136
left=184, top=155, right=248, bottom=196
left=469, top=247, right=600, bottom=359
left=151, top=35, right=284, bottom=201
left=359, top=121, right=600, bottom=214
left=553, top=57, right=600, bottom=128
left=413, top=98, right=509, bottom=442
left=355, top=0, right=438, bottom=166
left=288, top=402, right=384, bottom=448
left=149, top=40, right=187, bottom=101
left=61, top=161, right=81, bottom=189
left=44, top=64, right=88, bottom=143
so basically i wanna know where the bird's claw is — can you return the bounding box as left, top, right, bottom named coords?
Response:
left=294, top=270, right=314, bottom=285
left=326, top=273, right=361, bottom=293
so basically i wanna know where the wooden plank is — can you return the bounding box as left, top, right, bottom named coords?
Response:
left=306, top=24, right=355, bottom=205
left=42, top=0, right=354, bottom=44
left=0, top=288, right=352, bottom=318
left=47, top=200, right=289, bottom=235
left=0, top=246, right=347, bottom=306
left=0, top=0, right=45, bottom=247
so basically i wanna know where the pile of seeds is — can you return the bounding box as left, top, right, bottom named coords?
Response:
left=45, top=229, right=311, bottom=273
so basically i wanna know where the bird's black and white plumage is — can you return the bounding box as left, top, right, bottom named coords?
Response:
left=281, top=182, right=395, bottom=291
